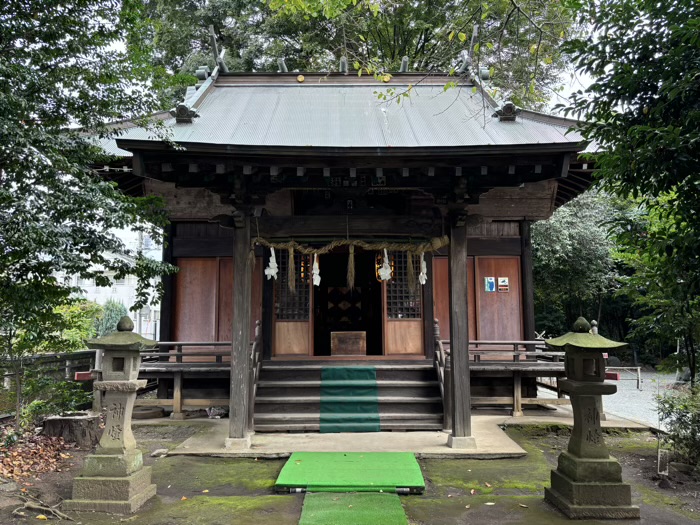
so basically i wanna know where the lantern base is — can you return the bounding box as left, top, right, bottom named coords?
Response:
left=545, top=467, right=639, bottom=519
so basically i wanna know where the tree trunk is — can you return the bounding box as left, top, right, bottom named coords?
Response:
left=14, top=367, right=22, bottom=432
left=42, top=413, right=101, bottom=449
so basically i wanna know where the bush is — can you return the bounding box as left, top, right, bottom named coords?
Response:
left=94, top=299, right=128, bottom=337
left=21, top=373, right=92, bottom=428
left=658, top=386, right=700, bottom=465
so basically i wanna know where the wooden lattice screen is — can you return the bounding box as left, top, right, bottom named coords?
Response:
left=275, top=251, right=311, bottom=320
left=386, top=251, right=422, bottom=319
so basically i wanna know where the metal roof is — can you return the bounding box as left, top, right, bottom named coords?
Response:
left=116, top=79, right=583, bottom=151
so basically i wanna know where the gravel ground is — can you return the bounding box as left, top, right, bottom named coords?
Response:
left=603, top=371, right=678, bottom=430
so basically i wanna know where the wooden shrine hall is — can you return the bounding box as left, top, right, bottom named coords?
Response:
left=107, top=61, right=591, bottom=448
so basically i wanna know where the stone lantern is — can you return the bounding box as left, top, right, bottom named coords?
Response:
left=543, top=317, right=640, bottom=519
left=63, top=316, right=157, bottom=514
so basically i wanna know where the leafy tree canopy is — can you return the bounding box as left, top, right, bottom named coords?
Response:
left=147, top=0, right=581, bottom=109
left=562, top=0, right=700, bottom=379
left=0, top=0, right=178, bottom=409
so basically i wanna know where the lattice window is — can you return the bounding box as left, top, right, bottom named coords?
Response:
left=275, top=251, right=311, bottom=320
left=386, top=251, right=422, bottom=319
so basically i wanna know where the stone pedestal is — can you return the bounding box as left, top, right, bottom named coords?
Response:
left=544, top=380, right=639, bottom=519
left=544, top=318, right=639, bottom=520
left=64, top=317, right=157, bottom=514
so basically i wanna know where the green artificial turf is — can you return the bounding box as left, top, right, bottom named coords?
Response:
left=299, top=493, right=408, bottom=525
left=320, top=366, right=380, bottom=433
left=274, top=452, right=425, bottom=493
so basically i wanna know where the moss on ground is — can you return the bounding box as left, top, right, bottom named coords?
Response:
left=420, top=429, right=551, bottom=496
left=151, top=456, right=283, bottom=494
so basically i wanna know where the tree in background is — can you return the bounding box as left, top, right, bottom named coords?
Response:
left=531, top=191, right=627, bottom=339
left=147, top=0, right=580, bottom=109
left=562, top=0, right=700, bottom=381
left=1, top=0, right=179, bottom=428
left=94, top=300, right=129, bottom=338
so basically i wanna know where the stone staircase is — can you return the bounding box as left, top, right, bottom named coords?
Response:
left=253, top=360, right=444, bottom=432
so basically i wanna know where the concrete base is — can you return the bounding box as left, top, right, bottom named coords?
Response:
left=224, top=435, right=252, bottom=450
left=64, top=467, right=156, bottom=514
left=447, top=435, right=477, bottom=450
left=545, top=486, right=640, bottom=519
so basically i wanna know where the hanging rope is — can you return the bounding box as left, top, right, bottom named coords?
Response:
left=347, top=244, right=355, bottom=291
left=253, top=235, right=449, bottom=291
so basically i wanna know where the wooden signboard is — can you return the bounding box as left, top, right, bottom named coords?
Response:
left=331, top=331, right=367, bottom=356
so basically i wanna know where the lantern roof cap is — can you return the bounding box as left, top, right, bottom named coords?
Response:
left=545, top=317, right=628, bottom=351
left=87, top=315, right=156, bottom=350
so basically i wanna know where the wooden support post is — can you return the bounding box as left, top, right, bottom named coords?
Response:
left=512, top=371, right=523, bottom=417
left=172, top=371, right=184, bottom=420
left=229, top=218, right=252, bottom=444
left=160, top=224, right=175, bottom=343
left=520, top=221, right=536, bottom=344
left=443, top=355, right=453, bottom=432
left=423, top=254, right=435, bottom=360
left=448, top=216, right=475, bottom=448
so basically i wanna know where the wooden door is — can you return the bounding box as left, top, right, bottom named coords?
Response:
left=172, top=257, right=262, bottom=362
left=272, top=252, right=312, bottom=356
left=384, top=252, right=423, bottom=355
left=474, top=257, right=523, bottom=342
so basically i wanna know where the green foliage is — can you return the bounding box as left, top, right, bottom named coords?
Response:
left=532, top=191, right=632, bottom=338
left=148, top=0, right=580, bottom=110
left=1, top=0, right=178, bottom=427
left=560, top=0, right=700, bottom=375
left=94, top=300, right=129, bottom=338
left=658, top=387, right=700, bottom=465
left=22, top=379, right=92, bottom=428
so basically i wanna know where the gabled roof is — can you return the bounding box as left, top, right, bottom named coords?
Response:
left=116, top=73, right=583, bottom=154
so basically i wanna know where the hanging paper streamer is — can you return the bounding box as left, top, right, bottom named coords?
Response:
left=264, top=247, right=278, bottom=280
left=418, top=252, right=428, bottom=285
left=312, top=254, right=321, bottom=286
left=378, top=249, right=392, bottom=281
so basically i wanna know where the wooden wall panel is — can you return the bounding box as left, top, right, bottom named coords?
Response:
left=385, top=320, right=423, bottom=355
left=274, top=322, right=311, bottom=355
left=173, top=258, right=217, bottom=361
left=432, top=257, right=476, bottom=341
left=475, top=257, right=523, bottom=343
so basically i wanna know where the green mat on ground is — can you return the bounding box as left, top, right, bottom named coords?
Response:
left=320, top=366, right=380, bottom=433
left=299, top=493, right=408, bottom=525
left=275, top=452, right=425, bottom=493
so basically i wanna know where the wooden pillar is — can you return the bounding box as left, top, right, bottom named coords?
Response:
left=448, top=216, right=475, bottom=448
left=422, top=254, right=435, bottom=360
left=159, top=223, right=175, bottom=343
left=229, top=218, right=252, bottom=441
left=520, top=221, right=536, bottom=341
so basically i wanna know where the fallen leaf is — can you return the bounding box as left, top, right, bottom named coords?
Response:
left=181, top=496, right=188, bottom=501
left=202, top=490, right=209, bottom=493
left=348, top=505, right=353, bottom=508
left=470, top=489, right=476, bottom=495
left=36, top=515, right=48, bottom=520
left=485, top=482, right=492, bottom=488
left=519, top=503, right=529, bottom=508
left=465, top=505, right=471, bottom=509
left=485, top=502, right=495, bottom=506
left=447, top=494, right=453, bottom=498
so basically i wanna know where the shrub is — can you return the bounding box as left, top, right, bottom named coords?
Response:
left=657, top=386, right=700, bottom=465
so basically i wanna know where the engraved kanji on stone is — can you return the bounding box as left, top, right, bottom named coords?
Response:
left=109, top=402, right=125, bottom=420
left=108, top=424, right=123, bottom=440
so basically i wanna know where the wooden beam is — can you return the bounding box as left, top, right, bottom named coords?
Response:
left=257, top=215, right=440, bottom=239
left=159, top=224, right=175, bottom=342
left=448, top=217, right=472, bottom=440
left=230, top=219, right=252, bottom=438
